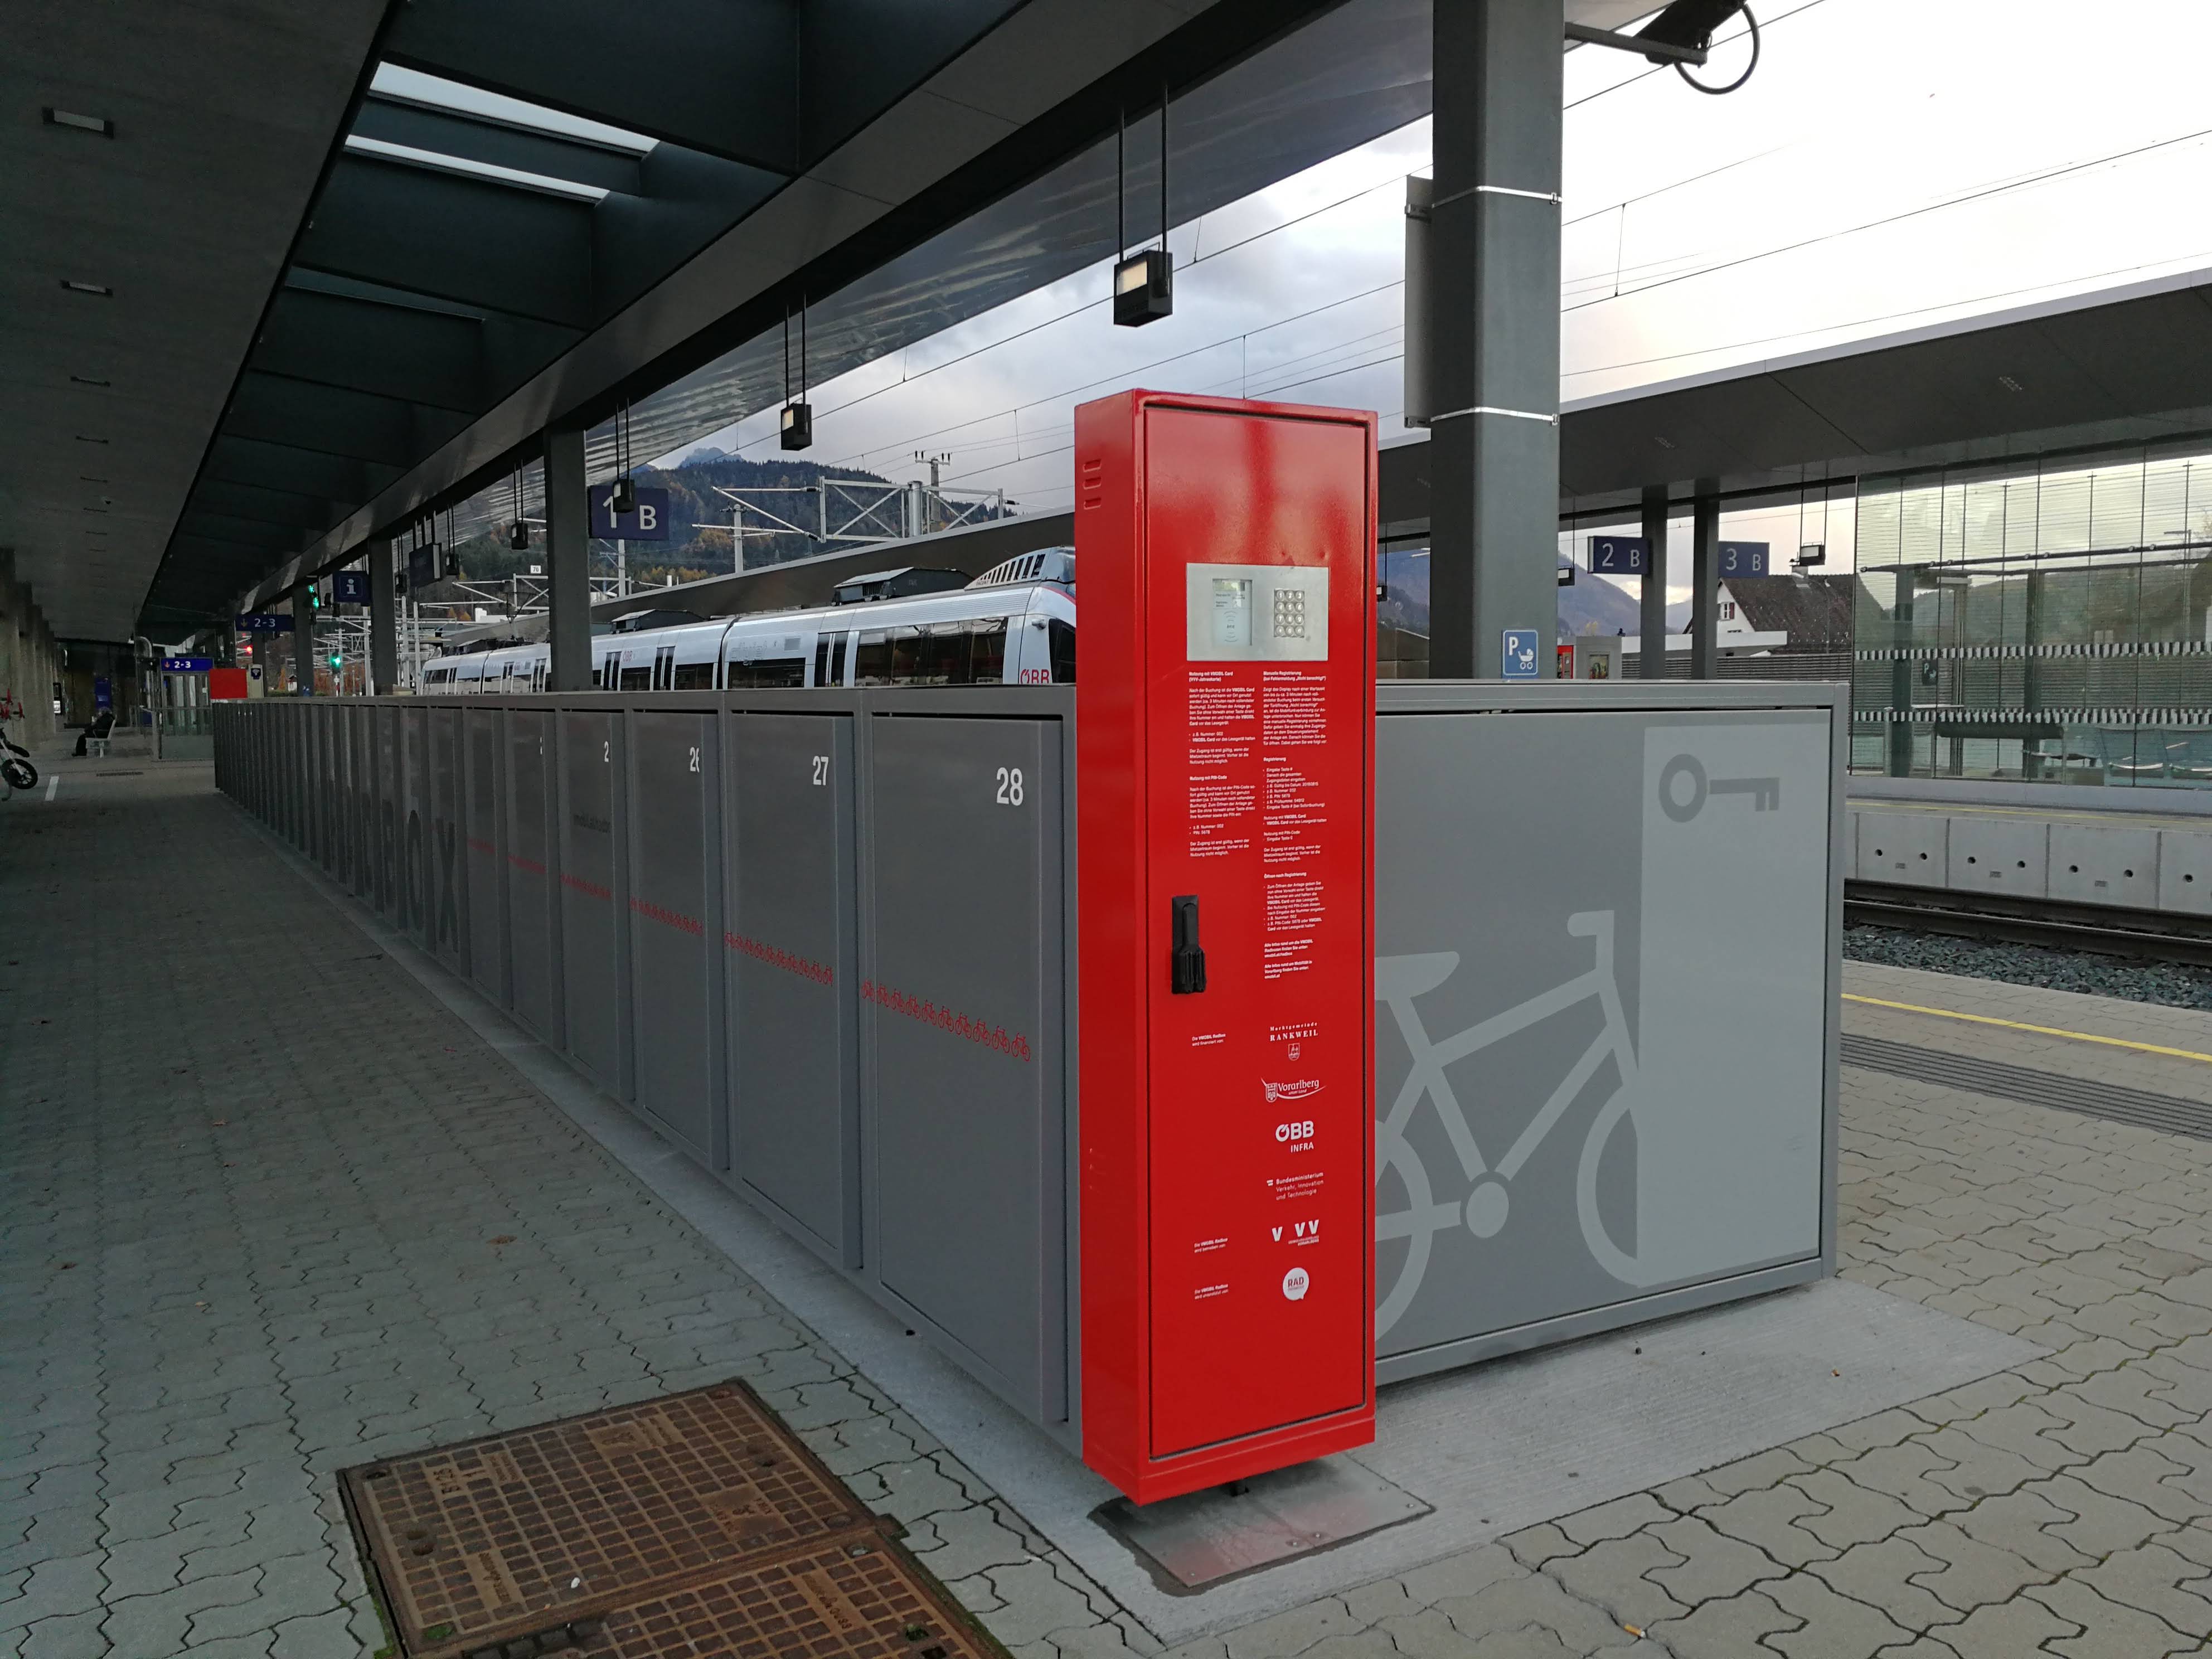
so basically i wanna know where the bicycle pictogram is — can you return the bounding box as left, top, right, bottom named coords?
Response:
left=1371, top=751, right=1784, bottom=1336
left=1374, top=911, right=1642, bottom=1336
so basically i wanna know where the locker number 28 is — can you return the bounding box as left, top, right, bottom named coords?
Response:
left=994, top=767, right=1025, bottom=806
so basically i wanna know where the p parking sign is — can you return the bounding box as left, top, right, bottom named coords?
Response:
left=1501, top=629, right=1541, bottom=680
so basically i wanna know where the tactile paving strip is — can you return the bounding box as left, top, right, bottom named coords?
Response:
left=569, top=1536, right=1006, bottom=1659
left=342, top=1380, right=869, bottom=1659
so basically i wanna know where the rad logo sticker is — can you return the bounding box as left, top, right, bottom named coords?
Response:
left=1263, top=1079, right=1321, bottom=1103
left=1282, top=1267, right=1310, bottom=1301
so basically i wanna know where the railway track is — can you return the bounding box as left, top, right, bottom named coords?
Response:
left=1845, top=880, right=2212, bottom=968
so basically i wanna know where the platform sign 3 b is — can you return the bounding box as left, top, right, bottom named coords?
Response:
left=1719, top=541, right=1769, bottom=577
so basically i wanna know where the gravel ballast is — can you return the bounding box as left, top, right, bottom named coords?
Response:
left=1845, top=923, right=2212, bottom=1012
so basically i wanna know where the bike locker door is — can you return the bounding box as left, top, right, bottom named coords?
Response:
left=464, top=708, right=508, bottom=1006
left=316, top=709, right=336, bottom=872
left=723, top=710, right=858, bottom=1267
left=625, top=710, right=722, bottom=1165
left=405, top=706, right=432, bottom=947
left=863, top=712, right=1065, bottom=1424
left=352, top=706, right=376, bottom=902
left=1371, top=706, right=1832, bottom=1376
left=506, top=711, right=563, bottom=1044
left=430, top=708, right=467, bottom=972
left=375, top=705, right=401, bottom=917
left=560, top=709, right=628, bottom=1097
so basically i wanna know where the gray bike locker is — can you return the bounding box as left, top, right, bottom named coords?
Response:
left=1370, top=688, right=1839, bottom=1382
left=429, top=708, right=468, bottom=972
left=624, top=709, right=723, bottom=1166
left=506, top=710, right=563, bottom=1044
left=862, top=711, right=1067, bottom=1424
left=559, top=709, right=629, bottom=1096
left=722, top=709, right=860, bottom=1267
left=464, top=707, right=509, bottom=1005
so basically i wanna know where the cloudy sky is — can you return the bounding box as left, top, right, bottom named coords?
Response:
left=667, top=0, right=2212, bottom=595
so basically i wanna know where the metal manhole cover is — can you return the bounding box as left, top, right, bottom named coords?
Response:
left=570, top=1537, right=1008, bottom=1659
left=343, top=1380, right=870, bottom=1659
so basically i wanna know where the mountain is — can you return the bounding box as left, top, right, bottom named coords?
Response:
left=1380, top=554, right=1644, bottom=642
left=675, top=445, right=735, bottom=468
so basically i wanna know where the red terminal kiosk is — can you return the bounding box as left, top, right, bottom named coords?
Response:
left=1075, top=390, right=1377, bottom=1503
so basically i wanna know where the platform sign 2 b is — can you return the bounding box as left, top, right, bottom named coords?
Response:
left=1588, top=535, right=1648, bottom=576
left=1075, top=389, right=1377, bottom=1504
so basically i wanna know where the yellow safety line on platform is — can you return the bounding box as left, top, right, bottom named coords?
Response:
left=1843, top=993, right=2212, bottom=1065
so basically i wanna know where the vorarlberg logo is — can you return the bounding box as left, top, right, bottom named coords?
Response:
left=1263, top=1078, right=1321, bottom=1103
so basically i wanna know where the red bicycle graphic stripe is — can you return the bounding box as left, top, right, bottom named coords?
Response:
left=725, top=930, right=832, bottom=986
left=862, top=977, right=1030, bottom=1062
left=629, top=896, right=704, bottom=937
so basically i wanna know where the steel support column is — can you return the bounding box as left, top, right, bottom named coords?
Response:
left=292, top=585, right=318, bottom=696
left=1638, top=483, right=1670, bottom=680
left=546, top=426, right=591, bottom=692
left=1426, top=0, right=1563, bottom=678
left=368, top=538, right=397, bottom=694
left=1689, top=484, right=1719, bottom=679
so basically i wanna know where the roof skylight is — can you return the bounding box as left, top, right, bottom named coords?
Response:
left=369, top=65, right=656, bottom=153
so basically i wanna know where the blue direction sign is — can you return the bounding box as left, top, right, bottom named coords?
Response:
left=332, top=570, right=370, bottom=604
left=235, top=613, right=294, bottom=633
left=589, top=484, right=671, bottom=540
left=1719, top=541, right=1769, bottom=578
left=1501, top=628, right=1541, bottom=680
left=160, top=657, right=212, bottom=672
left=1587, top=535, right=1648, bottom=575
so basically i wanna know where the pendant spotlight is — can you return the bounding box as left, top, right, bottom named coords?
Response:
left=610, top=401, right=638, bottom=513
left=508, top=464, right=530, bottom=550
left=443, top=508, right=459, bottom=578
left=782, top=302, right=813, bottom=450
left=1113, top=90, right=1173, bottom=327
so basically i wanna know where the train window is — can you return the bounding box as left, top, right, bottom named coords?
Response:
left=620, top=665, right=653, bottom=690
left=726, top=656, right=807, bottom=688
left=673, top=662, right=715, bottom=690
left=653, top=646, right=675, bottom=690
left=601, top=653, right=619, bottom=688
left=591, top=668, right=602, bottom=687
left=829, top=634, right=848, bottom=685
left=854, top=630, right=894, bottom=685
left=969, top=618, right=1008, bottom=682
left=1049, top=618, right=1075, bottom=683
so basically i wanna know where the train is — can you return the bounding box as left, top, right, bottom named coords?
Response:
left=420, top=547, right=1076, bottom=693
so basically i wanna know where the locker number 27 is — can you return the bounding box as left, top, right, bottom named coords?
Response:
left=994, top=767, right=1025, bottom=806
left=811, top=755, right=828, bottom=786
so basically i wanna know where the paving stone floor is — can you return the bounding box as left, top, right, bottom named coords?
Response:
left=7, top=763, right=2212, bottom=1656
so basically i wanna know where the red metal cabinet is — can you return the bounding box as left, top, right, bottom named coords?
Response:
left=1076, top=390, right=1376, bottom=1503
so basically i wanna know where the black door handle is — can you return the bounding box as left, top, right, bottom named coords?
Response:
left=1171, top=895, right=1206, bottom=994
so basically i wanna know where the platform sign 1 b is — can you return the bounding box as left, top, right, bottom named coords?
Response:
left=1075, top=389, right=1377, bottom=1504
left=1501, top=629, right=1541, bottom=680
left=589, top=484, right=671, bottom=540
left=1588, top=535, right=1648, bottom=575
left=1719, top=541, right=1769, bottom=578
